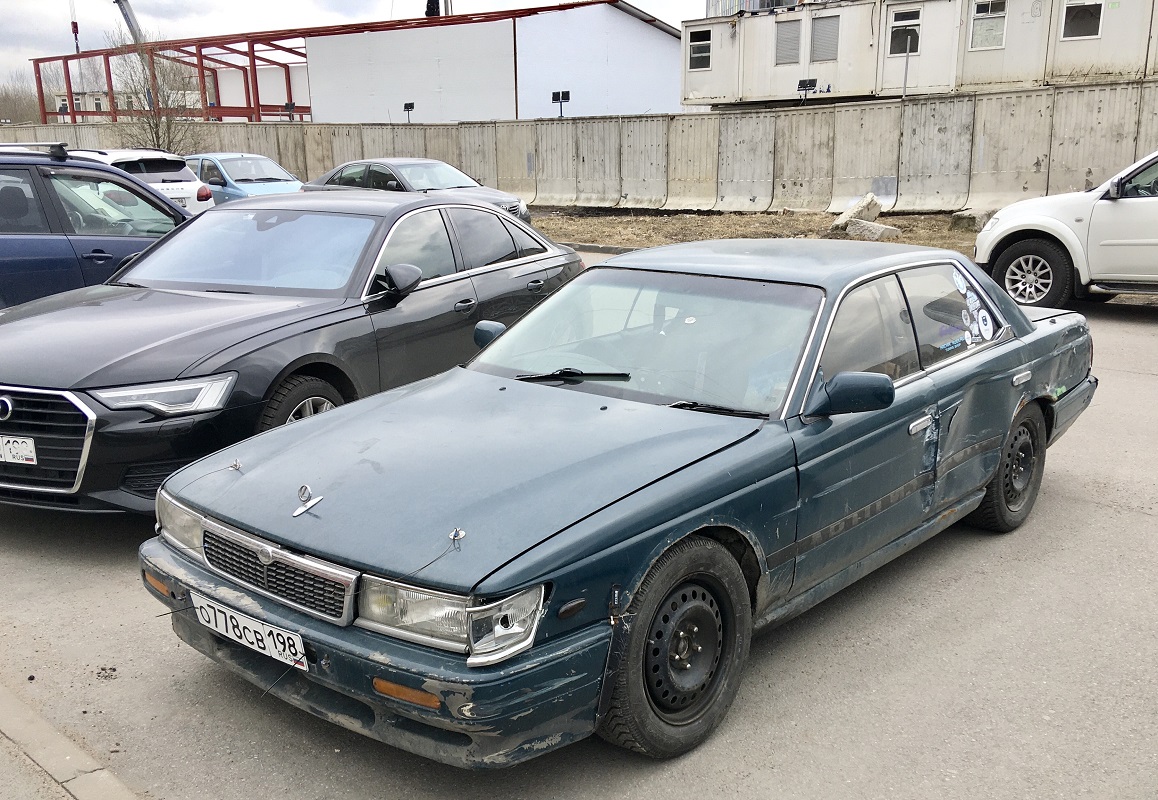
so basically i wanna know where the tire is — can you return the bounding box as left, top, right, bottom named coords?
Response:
left=597, top=536, right=752, bottom=759
left=966, top=403, right=1047, bottom=533
left=993, top=238, right=1073, bottom=307
left=258, top=375, right=344, bottom=431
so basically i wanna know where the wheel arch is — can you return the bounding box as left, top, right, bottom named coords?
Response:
left=988, top=223, right=1090, bottom=287
left=263, top=356, right=360, bottom=405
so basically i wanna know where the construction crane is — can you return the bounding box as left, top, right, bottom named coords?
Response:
left=113, top=0, right=146, bottom=45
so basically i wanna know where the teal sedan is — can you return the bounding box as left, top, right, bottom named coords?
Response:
left=139, top=240, right=1096, bottom=768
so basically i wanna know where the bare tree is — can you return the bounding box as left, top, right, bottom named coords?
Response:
left=105, top=26, right=208, bottom=154
left=0, top=69, right=41, bottom=125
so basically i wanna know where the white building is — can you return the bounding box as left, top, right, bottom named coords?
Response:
left=684, top=0, right=1158, bottom=106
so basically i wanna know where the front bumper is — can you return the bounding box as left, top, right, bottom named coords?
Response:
left=139, top=536, right=611, bottom=768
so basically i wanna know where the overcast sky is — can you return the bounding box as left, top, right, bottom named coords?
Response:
left=2, top=0, right=707, bottom=83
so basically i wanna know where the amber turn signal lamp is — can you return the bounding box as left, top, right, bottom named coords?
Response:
left=144, top=571, right=170, bottom=596
left=372, top=678, right=441, bottom=710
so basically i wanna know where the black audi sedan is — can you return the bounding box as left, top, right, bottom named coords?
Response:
left=0, top=191, right=580, bottom=512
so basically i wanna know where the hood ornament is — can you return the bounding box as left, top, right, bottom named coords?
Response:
left=293, top=484, right=324, bottom=517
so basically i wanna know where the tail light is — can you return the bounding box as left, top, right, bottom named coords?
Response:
left=196, top=185, right=212, bottom=202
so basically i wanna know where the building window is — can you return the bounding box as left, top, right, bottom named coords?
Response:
left=811, top=16, right=840, bottom=62
left=688, top=29, right=712, bottom=70
left=1062, top=0, right=1102, bottom=38
left=776, top=19, right=802, bottom=65
left=94, top=98, right=102, bottom=112
left=970, top=0, right=1006, bottom=48
left=888, top=9, right=921, bottom=55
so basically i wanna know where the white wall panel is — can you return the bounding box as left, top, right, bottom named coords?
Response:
left=620, top=116, right=668, bottom=207
left=575, top=119, right=621, bottom=207
left=967, top=90, right=1052, bottom=210
left=495, top=121, right=537, bottom=202
left=460, top=123, right=498, bottom=188
left=1048, top=84, right=1140, bottom=193
left=328, top=125, right=363, bottom=167
left=829, top=102, right=901, bottom=213
left=425, top=125, right=461, bottom=167
left=392, top=127, right=427, bottom=158
left=895, top=97, right=974, bottom=212
left=663, top=114, right=719, bottom=210
left=773, top=108, right=834, bottom=210
left=716, top=112, right=774, bottom=212
left=535, top=120, right=578, bottom=206
left=272, top=125, right=307, bottom=179
left=213, top=123, right=255, bottom=154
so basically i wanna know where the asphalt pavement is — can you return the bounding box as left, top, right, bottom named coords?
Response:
left=0, top=268, right=1155, bottom=799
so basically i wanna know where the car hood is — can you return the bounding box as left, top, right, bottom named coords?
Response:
left=167, top=368, right=763, bottom=593
left=424, top=185, right=520, bottom=206
left=237, top=180, right=303, bottom=196
left=0, top=285, right=343, bottom=389
left=996, top=186, right=1102, bottom=219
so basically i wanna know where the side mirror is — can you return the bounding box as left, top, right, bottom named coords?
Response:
left=805, top=371, right=895, bottom=417
left=385, top=180, right=402, bottom=191
left=474, top=320, right=506, bottom=348
left=117, top=252, right=141, bottom=270
left=207, top=176, right=226, bottom=187
left=1108, top=177, right=1122, bottom=199
left=382, top=263, right=422, bottom=296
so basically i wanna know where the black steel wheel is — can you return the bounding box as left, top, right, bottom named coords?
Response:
left=598, top=536, right=751, bottom=758
left=966, top=402, right=1047, bottom=533
left=258, top=375, right=344, bottom=431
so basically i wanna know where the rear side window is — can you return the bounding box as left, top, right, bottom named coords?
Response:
left=505, top=220, right=547, bottom=258
left=0, top=170, right=51, bottom=234
left=378, top=210, right=456, bottom=281
left=113, top=158, right=198, bottom=183
left=821, top=275, right=920, bottom=381
left=329, top=165, right=366, bottom=187
left=447, top=207, right=519, bottom=268
left=897, top=264, right=1002, bottom=368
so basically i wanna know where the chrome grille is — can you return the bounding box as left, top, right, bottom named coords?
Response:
left=0, top=388, right=93, bottom=492
left=203, top=530, right=351, bottom=621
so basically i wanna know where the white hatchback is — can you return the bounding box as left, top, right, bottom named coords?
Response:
left=72, top=148, right=215, bottom=214
left=975, top=149, right=1158, bottom=307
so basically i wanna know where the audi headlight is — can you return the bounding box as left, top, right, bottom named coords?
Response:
left=356, top=577, right=545, bottom=666
left=156, top=490, right=204, bottom=563
left=91, top=373, right=236, bottom=415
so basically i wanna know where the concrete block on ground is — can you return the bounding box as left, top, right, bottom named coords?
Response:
left=845, top=218, right=900, bottom=241
left=830, top=193, right=882, bottom=231
left=949, top=208, right=997, bottom=232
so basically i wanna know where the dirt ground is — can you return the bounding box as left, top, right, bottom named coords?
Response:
left=531, top=207, right=976, bottom=257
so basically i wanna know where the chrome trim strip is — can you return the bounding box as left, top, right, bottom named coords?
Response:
left=0, top=384, right=96, bottom=495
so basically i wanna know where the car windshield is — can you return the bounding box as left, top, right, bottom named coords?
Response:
left=117, top=208, right=379, bottom=297
left=470, top=267, right=823, bottom=417
left=393, top=162, right=479, bottom=191
left=114, top=158, right=199, bottom=184
left=220, top=156, right=295, bottom=182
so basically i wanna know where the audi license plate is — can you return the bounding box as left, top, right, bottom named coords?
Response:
left=0, top=436, right=36, bottom=465
left=190, top=592, right=308, bottom=671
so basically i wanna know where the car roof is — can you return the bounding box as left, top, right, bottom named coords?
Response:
left=599, top=239, right=969, bottom=292
left=346, top=157, right=444, bottom=167
left=215, top=188, right=459, bottom=216
left=71, top=148, right=184, bottom=163
left=189, top=153, right=276, bottom=160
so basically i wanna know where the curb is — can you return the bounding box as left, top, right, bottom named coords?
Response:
left=0, top=683, right=137, bottom=800
left=558, top=242, right=637, bottom=255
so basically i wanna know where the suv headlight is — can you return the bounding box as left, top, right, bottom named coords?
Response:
left=356, top=577, right=545, bottom=666
left=91, top=373, right=236, bottom=415
left=156, top=490, right=205, bottom=563
left=980, top=215, right=999, bottom=233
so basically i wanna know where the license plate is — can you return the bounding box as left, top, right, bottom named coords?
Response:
left=0, top=436, right=36, bottom=465
left=174, top=197, right=187, bottom=207
left=189, top=592, right=308, bottom=671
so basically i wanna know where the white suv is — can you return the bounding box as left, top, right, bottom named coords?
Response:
left=975, top=149, right=1158, bottom=307
left=71, top=148, right=215, bottom=214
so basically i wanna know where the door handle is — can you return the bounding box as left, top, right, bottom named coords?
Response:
left=81, top=250, right=113, bottom=262
left=453, top=298, right=477, bottom=313
left=527, top=279, right=545, bottom=293
left=908, top=415, right=934, bottom=436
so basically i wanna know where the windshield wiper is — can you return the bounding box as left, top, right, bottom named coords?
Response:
left=668, top=400, right=768, bottom=419
left=204, top=288, right=253, bottom=294
left=108, top=280, right=147, bottom=288
left=515, top=367, right=630, bottom=384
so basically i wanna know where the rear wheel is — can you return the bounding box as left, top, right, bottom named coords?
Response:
left=993, top=239, right=1073, bottom=307
left=597, top=536, right=751, bottom=759
left=258, top=375, right=344, bottom=431
left=967, top=403, right=1047, bottom=533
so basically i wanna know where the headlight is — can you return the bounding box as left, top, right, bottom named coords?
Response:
left=980, top=215, right=999, bottom=233
left=156, top=490, right=204, bottom=563
left=91, top=373, right=236, bottom=415
left=357, top=577, right=545, bottom=666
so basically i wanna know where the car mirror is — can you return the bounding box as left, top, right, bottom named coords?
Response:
left=207, top=176, right=226, bottom=187
left=805, top=371, right=895, bottom=417
left=117, top=252, right=141, bottom=270
left=382, top=263, right=423, bottom=296
left=1108, top=177, right=1122, bottom=199
left=386, top=180, right=402, bottom=191
left=473, top=320, right=506, bottom=349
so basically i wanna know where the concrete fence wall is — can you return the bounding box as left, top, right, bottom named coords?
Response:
left=5, top=79, right=1155, bottom=213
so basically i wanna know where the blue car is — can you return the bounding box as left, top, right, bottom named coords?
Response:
left=0, top=143, right=189, bottom=308
left=185, top=153, right=302, bottom=204
left=139, top=240, right=1096, bottom=768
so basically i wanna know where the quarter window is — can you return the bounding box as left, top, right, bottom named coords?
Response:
left=811, top=16, right=840, bottom=63
left=888, top=9, right=921, bottom=56
left=1062, top=0, right=1102, bottom=38
left=0, top=170, right=51, bottom=234
left=447, top=208, right=519, bottom=268
left=776, top=20, right=802, bottom=65
left=689, top=29, right=712, bottom=70
left=505, top=221, right=547, bottom=258
left=820, top=276, right=920, bottom=382
left=970, top=0, right=1006, bottom=49
left=378, top=210, right=456, bottom=282
left=329, top=165, right=366, bottom=187
left=897, top=264, right=1002, bottom=369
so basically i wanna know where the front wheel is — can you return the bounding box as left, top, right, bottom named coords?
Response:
left=966, top=403, right=1047, bottom=533
left=993, top=239, right=1073, bottom=308
left=258, top=375, right=344, bottom=431
left=597, top=536, right=751, bottom=759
